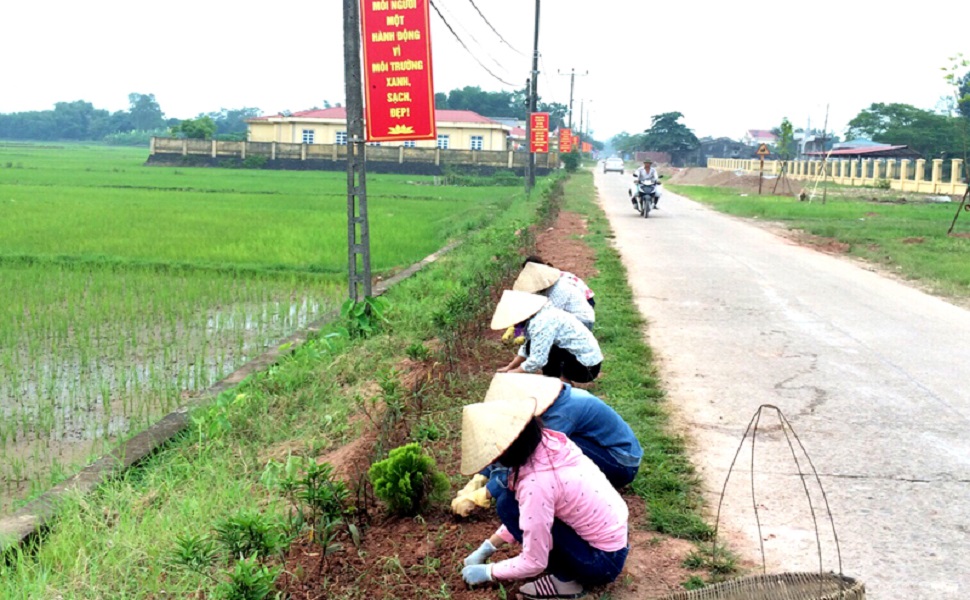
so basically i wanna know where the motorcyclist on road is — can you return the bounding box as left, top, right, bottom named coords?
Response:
left=631, top=158, right=661, bottom=211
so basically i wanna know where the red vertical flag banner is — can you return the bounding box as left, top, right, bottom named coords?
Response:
left=571, top=134, right=579, bottom=149
left=360, top=0, right=436, bottom=142
left=558, top=128, right=572, bottom=153
left=530, top=112, right=550, bottom=153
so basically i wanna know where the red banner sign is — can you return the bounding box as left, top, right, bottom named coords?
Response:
left=360, top=0, right=436, bottom=142
left=530, top=112, right=550, bottom=153
left=582, top=142, right=592, bottom=153
left=571, top=134, right=579, bottom=149
left=558, top=128, right=572, bottom=153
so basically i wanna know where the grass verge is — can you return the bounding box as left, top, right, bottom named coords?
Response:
left=668, top=184, right=970, bottom=298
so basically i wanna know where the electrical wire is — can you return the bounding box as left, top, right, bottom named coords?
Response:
left=432, top=0, right=514, bottom=79
left=429, top=0, right=517, bottom=87
left=464, top=0, right=524, bottom=55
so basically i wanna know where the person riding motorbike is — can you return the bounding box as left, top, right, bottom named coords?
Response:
left=631, top=158, right=661, bottom=211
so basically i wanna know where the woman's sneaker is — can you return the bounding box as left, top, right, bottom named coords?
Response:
left=519, top=574, right=585, bottom=599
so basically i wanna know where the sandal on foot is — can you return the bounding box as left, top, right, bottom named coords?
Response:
left=519, top=575, right=585, bottom=599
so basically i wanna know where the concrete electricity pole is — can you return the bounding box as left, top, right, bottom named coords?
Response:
left=558, top=68, right=588, bottom=129
left=343, top=0, right=372, bottom=300
left=526, top=0, right=540, bottom=191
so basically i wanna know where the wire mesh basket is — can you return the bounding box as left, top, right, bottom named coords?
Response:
left=660, top=405, right=866, bottom=600
left=658, top=572, right=864, bottom=599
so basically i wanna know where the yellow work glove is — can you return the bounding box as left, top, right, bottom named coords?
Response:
left=451, top=486, right=491, bottom=517
left=513, top=335, right=526, bottom=345
left=457, top=474, right=488, bottom=497
left=502, top=326, right=515, bottom=342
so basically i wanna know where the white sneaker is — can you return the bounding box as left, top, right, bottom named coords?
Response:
left=519, top=574, right=585, bottom=599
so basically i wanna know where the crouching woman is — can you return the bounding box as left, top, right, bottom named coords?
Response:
left=459, top=400, right=629, bottom=599
left=492, top=290, right=603, bottom=383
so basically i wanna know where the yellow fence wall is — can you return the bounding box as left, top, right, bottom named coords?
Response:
left=150, top=137, right=560, bottom=169
left=707, top=157, right=967, bottom=196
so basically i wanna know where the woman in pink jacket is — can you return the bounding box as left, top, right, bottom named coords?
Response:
left=459, top=400, right=629, bottom=599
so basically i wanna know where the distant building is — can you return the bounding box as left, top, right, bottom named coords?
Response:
left=804, top=144, right=921, bottom=160
left=741, top=129, right=778, bottom=147
left=833, top=138, right=886, bottom=150
left=507, top=126, right=526, bottom=151
left=247, top=107, right=511, bottom=151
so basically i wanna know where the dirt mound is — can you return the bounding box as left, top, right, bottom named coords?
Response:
left=668, top=167, right=798, bottom=196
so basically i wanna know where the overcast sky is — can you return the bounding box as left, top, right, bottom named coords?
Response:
left=2, top=0, right=966, bottom=141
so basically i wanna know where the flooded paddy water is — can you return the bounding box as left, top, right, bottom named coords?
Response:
left=0, top=262, right=341, bottom=510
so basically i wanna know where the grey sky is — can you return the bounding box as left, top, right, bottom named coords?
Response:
left=2, top=0, right=966, bottom=141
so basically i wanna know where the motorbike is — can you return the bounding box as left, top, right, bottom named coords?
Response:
left=632, top=180, right=660, bottom=218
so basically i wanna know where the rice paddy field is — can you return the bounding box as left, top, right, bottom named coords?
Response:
left=0, top=143, right=522, bottom=511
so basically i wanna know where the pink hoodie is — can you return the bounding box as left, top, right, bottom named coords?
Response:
left=490, top=430, right=629, bottom=581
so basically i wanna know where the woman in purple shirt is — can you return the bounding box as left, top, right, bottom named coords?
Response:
left=459, top=400, right=629, bottom=599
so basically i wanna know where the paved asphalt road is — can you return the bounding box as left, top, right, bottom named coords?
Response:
left=594, top=170, right=970, bottom=599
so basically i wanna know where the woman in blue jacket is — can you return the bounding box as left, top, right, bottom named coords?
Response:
left=452, top=372, right=642, bottom=516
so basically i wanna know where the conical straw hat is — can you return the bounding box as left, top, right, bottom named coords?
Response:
left=490, top=290, right=548, bottom=330
left=483, top=373, right=561, bottom=416
left=512, top=262, right=562, bottom=293
left=461, top=400, right=536, bottom=475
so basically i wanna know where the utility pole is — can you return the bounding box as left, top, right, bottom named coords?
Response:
left=527, top=0, right=540, bottom=191
left=578, top=99, right=584, bottom=140
left=343, top=0, right=371, bottom=301
left=557, top=68, right=588, bottom=129
left=524, top=77, right=532, bottom=194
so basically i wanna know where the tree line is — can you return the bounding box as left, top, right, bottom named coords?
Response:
left=434, top=86, right=568, bottom=131
left=611, top=67, right=970, bottom=165
left=0, top=94, right=260, bottom=145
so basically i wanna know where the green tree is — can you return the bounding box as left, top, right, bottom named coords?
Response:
left=203, top=107, right=262, bottom=137
left=170, top=116, right=217, bottom=140
left=845, top=102, right=963, bottom=157
left=776, top=117, right=795, bottom=159
left=609, top=131, right=645, bottom=154
left=641, top=112, right=699, bottom=161
left=128, top=93, right=165, bottom=131
left=52, top=101, right=108, bottom=140
left=959, top=71, right=970, bottom=121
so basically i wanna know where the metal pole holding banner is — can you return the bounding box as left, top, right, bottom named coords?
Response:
left=759, top=157, right=764, bottom=195
left=344, top=0, right=371, bottom=301
left=528, top=0, right=540, bottom=191
left=756, top=143, right=769, bottom=196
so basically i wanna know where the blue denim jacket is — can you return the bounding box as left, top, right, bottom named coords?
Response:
left=483, top=384, right=642, bottom=497
left=542, top=384, right=643, bottom=468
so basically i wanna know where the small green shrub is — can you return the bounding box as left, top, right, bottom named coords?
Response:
left=682, top=576, right=706, bottom=590
left=369, top=443, right=449, bottom=515
left=405, top=341, right=430, bottom=361
left=413, top=419, right=441, bottom=442
left=169, top=533, right=218, bottom=574
left=216, top=554, right=280, bottom=600
left=341, top=296, right=390, bottom=339
left=242, top=155, right=268, bottom=169
left=214, top=510, right=286, bottom=561
left=874, top=178, right=891, bottom=190
left=297, top=461, right=350, bottom=524
left=561, top=150, right=581, bottom=172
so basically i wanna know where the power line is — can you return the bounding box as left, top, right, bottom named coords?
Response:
left=464, top=0, right=524, bottom=55
left=538, top=55, right=560, bottom=105
left=432, top=0, right=513, bottom=78
left=429, top=0, right=517, bottom=87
